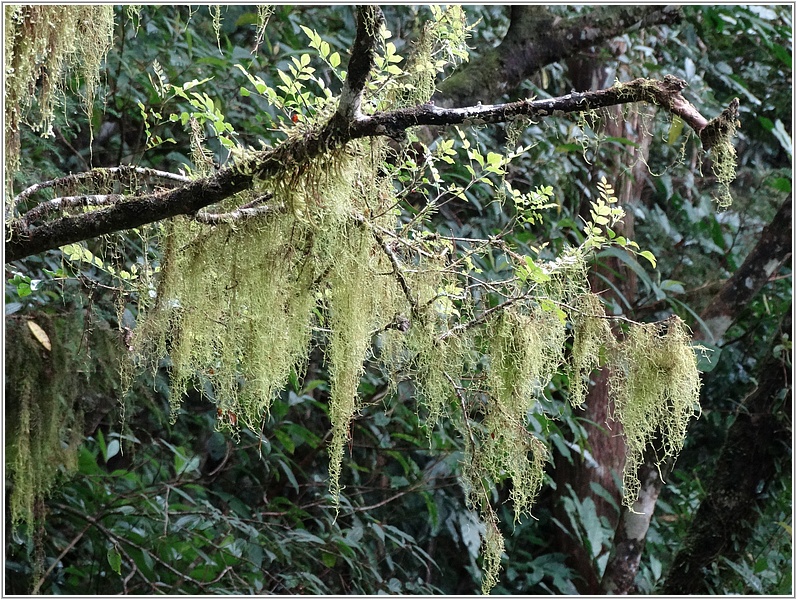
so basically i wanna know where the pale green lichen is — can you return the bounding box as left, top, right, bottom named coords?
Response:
left=4, top=5, right=114, bottom=207
left=325, top=226, right=382, bottom=505
left=6, top=315, right=117, bottom=532
left=709, top=131, right=737, bottom=209
left=480, top=509, right=505, bottom=595
left=481, top=308, right=560, bottom=518
left=609, top=317, right=702, bottom=509
left=568, top=293, right=614, bottom=408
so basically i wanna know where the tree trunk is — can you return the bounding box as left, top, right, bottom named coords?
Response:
left=600, top=196, right=792, bottom=593
left=551, top=44, right=653, bottom=594
left=662, top=307, right=791, bottom=593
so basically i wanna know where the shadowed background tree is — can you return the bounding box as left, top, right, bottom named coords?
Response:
left=5, top=5, right=791, bottom=595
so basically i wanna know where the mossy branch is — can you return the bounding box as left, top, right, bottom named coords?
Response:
left=11, top=166, right=191, bottom=213
left=6, top=76, right=735, bottom=262
left=335, top=6, right=384, bottom=123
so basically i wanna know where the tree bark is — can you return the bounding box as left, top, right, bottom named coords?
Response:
left=699, top=197, right=793, bottom=342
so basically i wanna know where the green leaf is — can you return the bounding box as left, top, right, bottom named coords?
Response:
left=638, top=250, right=657, bottom=268
left=520, top=256, right=551, bottom=284
left=321, top=551, right=337, bottom=568
left=105, top=439, right=120, bottom=463
left=692, top=341, right=721, bottom=373
left=277, top=69, right=293, bottom=88
left=107, top=546, right=122, bottom=575
left=274, top=429, right=295, bottom=454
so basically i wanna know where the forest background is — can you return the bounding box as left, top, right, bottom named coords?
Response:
left=4, top=4, right=792, bottom=595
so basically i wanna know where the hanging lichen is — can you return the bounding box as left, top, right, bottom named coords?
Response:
left=6, top=314, right=119, bottom=532
left=133, top=204, right=317, bottom=431
left=4, top=5, right=114, bottom=207
left=480, top=507, right=505, bottom=595
left=325, top=224, right=379, bottom=505
left=568, top=293, right=614, bottom=408
left=253, top=6, right=275, bottom=54
left=385, top=257, right=473, bottom=429
left=609, top=317, right=702, bottom=509
left=480, top=307, right=561, bottom=516
left=541, top=247, right=590, bottom=308
left=709, top=121, right=738, bottom=209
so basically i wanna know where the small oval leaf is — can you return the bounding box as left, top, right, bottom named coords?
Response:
left=27, top=321, right=51, bottom=351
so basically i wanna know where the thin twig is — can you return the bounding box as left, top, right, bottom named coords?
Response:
left=371, top=227, right=420, bottom=318
left=13, top=165, right=191, bottom=208
left=31, top=521, right=93, bottom=594
left=439, top=293, right=528, bottom=341
left=193, top=203, right=285, bottom=224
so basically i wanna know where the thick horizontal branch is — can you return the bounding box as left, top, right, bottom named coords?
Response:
left=438, top=5, right=682, bottom=105
left=5, top=76, right=734, bottom=262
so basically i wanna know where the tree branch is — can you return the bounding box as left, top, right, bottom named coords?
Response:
left=438, top=5, right=682, bottom=105
left=21, top=194, right=127, bottom=224
left=5, top=77, right=733, bottom=263
left=335, top=6, right=383, bottom=122
left=10, top=166, right=191, bottom=215
left=193, top=203, right=285, bottom=225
